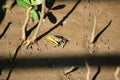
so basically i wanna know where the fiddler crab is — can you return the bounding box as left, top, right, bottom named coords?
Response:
left=45, top=35, right=68, bottom=48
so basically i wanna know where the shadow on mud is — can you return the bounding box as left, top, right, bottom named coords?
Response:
left=0, top=50, right=120, bottom=80
left=36, top=0, right=81, bottom=41
left=93, top=20, right=112, bottom=43
left=44, top=0, right=66, bottom=24
left=1, top=0, right=119, bottom=80
left=0, top=1, right=81, bottom=79
left=0, top=54, right=120, bottom=69
left=0, top=22, right=12, bottom=39
left=0, top=0, right=5, bottom=24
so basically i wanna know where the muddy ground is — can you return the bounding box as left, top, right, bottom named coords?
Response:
left=0, top=0, right=120, bottom=80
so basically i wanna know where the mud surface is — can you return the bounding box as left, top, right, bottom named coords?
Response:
left=0, top=0, right=120, bottom=80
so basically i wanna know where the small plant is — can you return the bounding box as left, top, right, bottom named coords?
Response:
left=90, top=16, right=96, bottom=43
left=16, top=0, right=45, bottom=47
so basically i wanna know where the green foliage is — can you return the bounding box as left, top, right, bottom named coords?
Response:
left=30, top=9, right=40, bottom=20
left=16, top=0, right=29, bottom=9
left=16, top=0, right=43, bottom=20
left=24, top=0, right=43, bottom=5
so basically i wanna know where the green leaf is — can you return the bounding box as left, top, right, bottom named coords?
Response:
left=24, top=0, right=31, bottom=4
left=31, top=0, right=43, bottom=5
left=17, top=0, right=29, bottom=9
left=30, top=9, right=40, bottom=20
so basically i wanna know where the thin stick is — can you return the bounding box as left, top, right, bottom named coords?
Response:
left=31, top=0, right=45, bottom=41
left=114, top=67, right=120, bottom=80
left=7, top=41, right=12, bottom=63
left=90, top=16, right=96, bottom=43
left=85, top=59, right=90, bottom=80
left=63, top=66, right=77, bottom=75
left=22, top=7, right=32, bottom=40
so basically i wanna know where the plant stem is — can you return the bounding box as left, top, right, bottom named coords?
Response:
left=7, top=41, right=12, bottom=63
left=90, top=16, right=96, bottom=43
left=114, top=67, right=120, bottom=80
left=31, top=0, right=45, bottom=41
left=22, top=7, right=32, bottom=41
left=85, top=59, right=90, bottom=80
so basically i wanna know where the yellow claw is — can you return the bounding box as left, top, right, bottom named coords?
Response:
left=45, top=35, right=62, bottom=47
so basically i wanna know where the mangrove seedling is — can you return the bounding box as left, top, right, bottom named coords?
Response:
left=90, top=16, right=96, bottom=43
left=16, top=0, right=45, bottom=47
